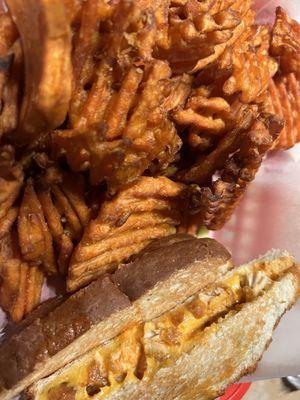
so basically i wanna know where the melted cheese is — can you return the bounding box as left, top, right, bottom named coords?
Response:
left=39, top=268, right=269, bottom=400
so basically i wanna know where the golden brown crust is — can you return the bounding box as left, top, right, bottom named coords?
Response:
left=214, top=275, right=300, bottom=400
left=0, top=275, right=130, bottom=390
left=113, top=235, right=231, bottom=301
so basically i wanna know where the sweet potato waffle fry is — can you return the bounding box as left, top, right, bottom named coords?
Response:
left=0, top=230, right=44, bottom=322
left=182, top=113, right=283, bottom=231
left=176, top=101, right=259, bottom=185
left=271, top=7, right=300, bottom=80
left=220, top=25, right=278, bottom=103
left=67, top=177, right=187, bottom=291
left=265, top=9, right=300, bottom=151
left=36, top=167, right=91, bottom=274
left=69, top=0, right=114, bottom=125
left=18, top=179, right=57, bottom=275
left=69, top=0, right=164, bottom=127
left=53, top=62, right=190, bottom=190
left=16, top=168, right=92, bottom=276
left=195, top=23, right=278, bottom=103
left=174, top=22, right=277, bottom=161
left=173, top=18, right=281, bottom=233
left=6, top=0, right=73, bottom=144
left=174, top=86, right=233, bottom=153
left=267, top=74, right=300, bottom=150
left=154, top=0, right=254, bottom=73
left=37, top=188, right=74, bottom=276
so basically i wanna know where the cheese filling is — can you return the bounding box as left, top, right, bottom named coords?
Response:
left=37, top=263, right=282, bottom=400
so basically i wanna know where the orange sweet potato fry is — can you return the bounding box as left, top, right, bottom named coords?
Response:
left=36, top=167, right=91, bottom=275
left=154, top=0, right=254, bottom=73
left=0, top=230, right=44, bottom=321
left=271, top=7, right=300, bottom=79
left=6, top=0, right=72, bottom=143
left=18, top=180, right=57, bottom=274
left=53, top=61, right=188, bottom=190
left=24, top=264, right=44, bottom=315
left=269, top=73, right=300, bottom=150
left=182, top=114, right=283, bottom=231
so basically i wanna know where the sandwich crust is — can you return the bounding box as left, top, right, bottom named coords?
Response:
left=0, top=276, right=130, bottom=390
left=114, top=235, right=231, bottom=301
left=114, top=235, right=232, bottom=320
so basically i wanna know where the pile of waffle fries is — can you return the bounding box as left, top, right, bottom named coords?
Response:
left=0, top=0, right=299, bottom=321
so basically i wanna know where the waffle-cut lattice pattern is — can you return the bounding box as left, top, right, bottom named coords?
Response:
left=17, top=169, right=91, bottom=276
left=194, top=115, right=283, bottom=230
left=196, top=24, right=278, bottom=103
left=53, top=62, right=191, bottom=190
left=176, top=101, right=260, bottom=185
left=154, top=0, right=254, bottom=73
left=0, top=229, right=44, bottom=322
left=266, top=74, right=300, bottom=151
left=271, top=7, right=300, bottom=80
